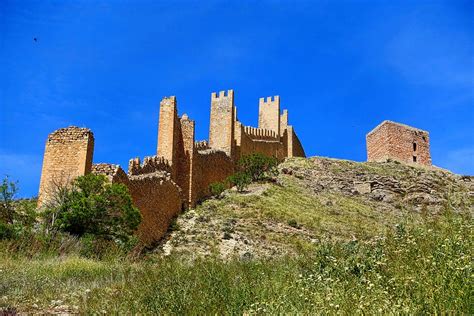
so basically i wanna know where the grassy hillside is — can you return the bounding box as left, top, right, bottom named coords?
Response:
left=1, top=157, right=472, bottom=314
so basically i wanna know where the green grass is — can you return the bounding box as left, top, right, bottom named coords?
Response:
left=1, top=211, right=472, bottom=314
left=196, top=178, right=419, bottom=242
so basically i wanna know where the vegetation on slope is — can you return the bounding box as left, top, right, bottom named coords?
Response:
left=1, top=211, right=472, bottom=314
left=1, top=157, right=472, bottom=314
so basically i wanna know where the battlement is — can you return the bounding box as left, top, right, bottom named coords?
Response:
left=258, top=95, right=281, bottom=135
left=211, top=90, right=234, bottom=100
left=259, top=95, right=280, bottom=105
left=243, top=126, right=279, bottom=141
left=160, top=96, right=177, bottom=107
left=194, top=140, right=210, bottom=150
left=38, top=89, right=306, bottom=244
left=128, top=155, right=172, bottom=176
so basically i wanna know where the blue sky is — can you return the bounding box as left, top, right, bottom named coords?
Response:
left=1, top=0, right=473, bottom=197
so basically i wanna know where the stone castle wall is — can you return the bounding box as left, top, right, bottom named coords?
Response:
left=38, top=89, right=306, bottom=245
left=38, top=127, right=94, bottom=207
left=258, top=96, right=280, bottom=135
left=367, top=120, right=431, bottom=166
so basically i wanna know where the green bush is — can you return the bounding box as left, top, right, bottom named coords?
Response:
left=287, top=219, right=299, bottom=228
left=238, top=153, right=278, bottom=181
left=0, top=176, right=37, bottom=240
left=46, top=174, right=141, bottom=244
left=0, top=222, right=15, bottom=240
left=227, top=172, right=252, bottom=192
left=209, top=182, right=225, bottom=197
left=0, top=176, right=18, bottom=225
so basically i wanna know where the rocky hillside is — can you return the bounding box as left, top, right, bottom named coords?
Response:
left=157, top=157, right=473, bottom=259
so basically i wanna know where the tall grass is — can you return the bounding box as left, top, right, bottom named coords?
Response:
left=1, top=210, right=472, bottom=314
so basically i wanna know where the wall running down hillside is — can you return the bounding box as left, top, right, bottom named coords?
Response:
left=37, top=90, right=306, bottom=245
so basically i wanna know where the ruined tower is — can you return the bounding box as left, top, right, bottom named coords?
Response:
left=38, top=126, right=94, bottom=207
left=209, top=90, right=235, bottom=157
left=366, top=120, right=432, bottom=166
left=157, top=96, right=179, bottom=178
left=258, top=96, right=280, bottom=136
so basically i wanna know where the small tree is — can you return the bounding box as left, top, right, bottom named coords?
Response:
left=227, top=172, right=251, bottom=192
left=0, top=176, right=18, bottom=225
left=238, top=153, right=278, bottom=181
left=49, top=174, right=141, bottom=243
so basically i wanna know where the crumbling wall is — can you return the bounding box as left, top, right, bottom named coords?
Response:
left=126, top=173, right=183, bottom=246
left=193, top=150, right=234, bottom=203
left=38, top=127, right=94, bottom=207
left=367, top=121, right=431, bottom=166
left=128, top=156, right=172, bottom=176
left=366, top=122, right=391, bottom=162
left=93, top=163, right=183, bottom=246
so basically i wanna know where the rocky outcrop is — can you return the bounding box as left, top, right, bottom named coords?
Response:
left=280, top=157, right=473, bottom=214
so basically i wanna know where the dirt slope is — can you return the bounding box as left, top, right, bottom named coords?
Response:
left=156, top=157, right=473, bottom=259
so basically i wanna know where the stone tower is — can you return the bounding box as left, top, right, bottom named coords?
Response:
left=157, top=96, right=178, bottom=162
left=258, top=96, right=280, bottom=135
left=209, top=90, right=235, bottom=157
left=38, top=126, right=94, bottom=207
left=366, top=120, right=432, bottom=166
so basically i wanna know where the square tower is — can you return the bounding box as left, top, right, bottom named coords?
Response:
left=38, top=126, right=94, bottom=207
left=366, top=120, right=431, bottom=166
left=258, top=96, right=280, bottom=135
left=209, top=90, right=235, bottom=157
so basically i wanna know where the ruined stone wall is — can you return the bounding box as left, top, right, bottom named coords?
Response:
left=193, top=150, right=234, bottom=203
left=38, top=127, right=94, bottom=207
left=126, top=173, right=183, bottom=246
left=128, top=156, right=172, bottom=176
left=366, top=122, right=391, bottom=162
left=209, top=90, right=235, bottom=157
left=258, top=96, right=280, bottom=135
left=93, top=163, right=183, bottom=246
left=38, top=90, right=307, bottom=245
left=367, top=121, right=431, bottom=166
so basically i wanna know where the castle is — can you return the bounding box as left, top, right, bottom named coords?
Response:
left=38, top=90, right=305, bottom=244
left=38, top=90, right=433, bottom=245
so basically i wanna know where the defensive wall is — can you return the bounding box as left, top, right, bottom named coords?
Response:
left=38, top=89, right=306, bottom=245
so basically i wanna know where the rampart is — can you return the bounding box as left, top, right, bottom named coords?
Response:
left=38, top=89, right=306, bottom=245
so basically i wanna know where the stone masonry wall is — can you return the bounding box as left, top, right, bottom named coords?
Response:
left=367, top=120, right=431, bottom=166
left=93, top=164, right=183, bottom=246
left=258, top=96, right=280, bottom=135
left=126, top=173, right=183, bottom=245
left=38, top=90, right=306, bottom=245
left=38, top=127, right=94, bottom=207
left=209, top=90, right=235, bottom=157
left=192, top=150, right=234, bottom=203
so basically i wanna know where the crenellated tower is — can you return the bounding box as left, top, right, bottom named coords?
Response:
left=258, top=96, right=280, bottom=136
left=209, top=90, right=235, bottom=158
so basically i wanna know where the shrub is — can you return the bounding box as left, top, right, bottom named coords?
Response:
left=287, top=219, right=299, bottom=228
left=227, top=172, right=251, bottom=192
left=46, top=174, right=141, bottom=244
left=238, top=153, right=278, bottom=181
left=209, top=182, right=225, bottom=198
left=0, top=176, right=18, bottom=225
